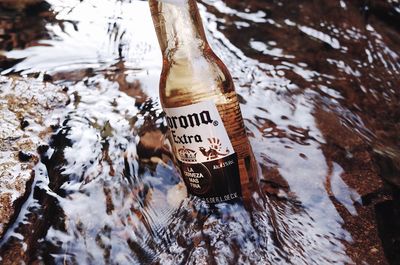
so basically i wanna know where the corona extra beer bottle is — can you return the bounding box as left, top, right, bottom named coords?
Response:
left=149, top=0, right=257, bottom=203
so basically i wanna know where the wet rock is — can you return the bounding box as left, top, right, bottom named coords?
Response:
left=315, top=107, right=385, bottom=196
left=106, top=61, right=148, bottom=106
left=0, top=0, right=54, bottom=53
left=0, top=0, right=46, bottom=11
left=137, top=129, right=165, bottom=159
left=355, top=0, right=400, bottom=29
left=315, top=107, right=391, bottom=265
left=49, top=68, right=95, bottom=83
left=375, top=199, right=400, bottom=265
left=0, top=76, right=68, bottom=237
left=260, top=165, right=290, bottom=198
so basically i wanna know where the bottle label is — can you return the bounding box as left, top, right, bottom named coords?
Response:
left=164, top=101, right=242, bottom=203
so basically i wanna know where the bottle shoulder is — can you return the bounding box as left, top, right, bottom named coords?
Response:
left=159, top=50, right=235, bottom=108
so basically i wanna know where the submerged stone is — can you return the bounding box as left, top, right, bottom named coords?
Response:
left=0, top=76, right=68, bottom=237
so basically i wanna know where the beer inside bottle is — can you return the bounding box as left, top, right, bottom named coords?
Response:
left=149, top=0, right=257, bottom=203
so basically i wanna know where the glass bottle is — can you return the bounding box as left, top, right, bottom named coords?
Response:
left=149, top=0, right=257, bottom=203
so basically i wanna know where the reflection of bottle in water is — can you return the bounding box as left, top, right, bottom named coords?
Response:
left=149, top=0, right=257, bottom=203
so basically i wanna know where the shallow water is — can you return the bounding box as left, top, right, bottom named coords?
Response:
left=0, top=0, right=399, bottom=264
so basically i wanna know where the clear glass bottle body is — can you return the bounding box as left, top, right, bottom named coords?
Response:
left=149, top=0, right=257, bottom=201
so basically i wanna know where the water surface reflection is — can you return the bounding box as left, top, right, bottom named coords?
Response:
left=0, top=0, right=399, bottom=264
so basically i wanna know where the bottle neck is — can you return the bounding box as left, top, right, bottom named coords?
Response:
left=149, top=0, right=209, bottom=60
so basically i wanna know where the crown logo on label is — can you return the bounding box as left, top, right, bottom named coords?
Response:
left=178, top=147, right=197, bottom=163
